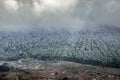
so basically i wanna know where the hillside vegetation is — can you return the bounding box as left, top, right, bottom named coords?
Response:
left=0, top=26, right=120, bottom=68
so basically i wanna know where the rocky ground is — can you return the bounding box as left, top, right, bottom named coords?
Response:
left=0, top=59, right=120, bottom=80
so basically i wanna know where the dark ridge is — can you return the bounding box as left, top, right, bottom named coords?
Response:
left=35, top=56, right=120, bottom=68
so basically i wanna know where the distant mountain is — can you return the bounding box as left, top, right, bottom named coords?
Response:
left=0, top=26, right=120, bottom=68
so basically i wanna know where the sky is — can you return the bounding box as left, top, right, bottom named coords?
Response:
left=0, top=0, right=120, bottom=31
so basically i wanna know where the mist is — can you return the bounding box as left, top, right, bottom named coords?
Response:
left=0, top=0, right=120, bottom=31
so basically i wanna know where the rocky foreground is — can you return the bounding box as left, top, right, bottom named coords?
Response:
left=0, top=60, right=120, bottom=80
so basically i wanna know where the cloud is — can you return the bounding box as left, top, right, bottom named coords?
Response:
left=105, top=0, right=120, bottom=13
left=0, top=0, right=120, bottom=31
left=32, top=0, right=78, bottom=16
left=3, top=0, right=19, bottom=12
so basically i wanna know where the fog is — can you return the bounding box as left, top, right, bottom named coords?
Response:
left=0, top=0, right=120, bottom=31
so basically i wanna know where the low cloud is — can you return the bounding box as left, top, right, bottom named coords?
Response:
left=0, top=0, right=120, bottom=31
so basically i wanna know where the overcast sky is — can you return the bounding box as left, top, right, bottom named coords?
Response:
left=0, top=0, right=120, bottom=31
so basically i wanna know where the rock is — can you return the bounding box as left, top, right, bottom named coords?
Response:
left=62, top=77, right=68, bottom=80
